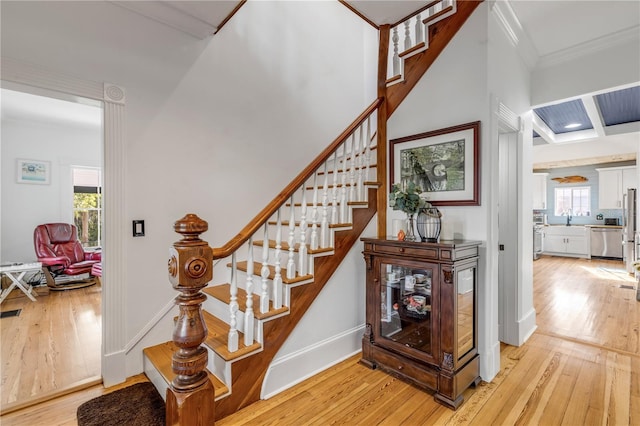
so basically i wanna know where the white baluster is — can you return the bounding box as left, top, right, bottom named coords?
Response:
left=260, top=223, right=270, bottom=314
left=298, top=186, right=308, bottom=276
left=320, top=162, right=329, bottom=248
left=310, top=173, right=319, bottom=251
left=348, top=133, right=357, bottom=222
left=392, top=27, right=400, bottom=76
left=356, top=125, right=364, bottom=202
left=404, top=20, right=411, bottom=51
left=286, top=195, right=296, bottom=279
left=331, top=151, right=339, bottom=225
left=244, top=238, right=254, bottom=345
left=228, top=254, right=239, bottom=352
left=339, top=140, right=348, bottom=224
left=363, top=116, right=372, bottom=184
left=273, top=209, right=283, bottom=309
left=415, top=14, right=423, bottom=45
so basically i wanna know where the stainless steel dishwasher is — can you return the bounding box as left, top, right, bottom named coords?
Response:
left=590, top=227, right=623, bottom=259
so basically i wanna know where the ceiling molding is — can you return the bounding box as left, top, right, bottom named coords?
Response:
left=536, top=25, right=640, bottom=69
left=491, top=1, right=538, bottom=69
left=109, top=1, right=217, bottom=39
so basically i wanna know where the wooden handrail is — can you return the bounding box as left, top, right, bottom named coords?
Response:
left=211, top=98, right=383, bottom=260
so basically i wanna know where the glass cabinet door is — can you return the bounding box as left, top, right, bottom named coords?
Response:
left=379, top=261, right=435, bottom=357
left=456, top=265, right=476, bottom=358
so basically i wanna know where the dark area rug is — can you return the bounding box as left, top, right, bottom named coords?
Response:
left=77, top=382, right=165, bottom=426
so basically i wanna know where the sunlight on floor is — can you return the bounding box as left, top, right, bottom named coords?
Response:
left=581, top=265, right=636, bottom=282
left=552, top=287, right=588, bottom=311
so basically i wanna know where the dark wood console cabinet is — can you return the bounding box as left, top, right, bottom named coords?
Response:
left=360, top=238, right=481, bottom=409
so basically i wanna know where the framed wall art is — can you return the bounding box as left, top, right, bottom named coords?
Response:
left=390, top=121, right=480, bottom=206
left=16, top=158, right=51, bottom=185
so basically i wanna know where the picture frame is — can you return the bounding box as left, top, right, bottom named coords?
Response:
left=16, top=159, right=51, bottom=185
left=390, top=121, right=480, bottom=206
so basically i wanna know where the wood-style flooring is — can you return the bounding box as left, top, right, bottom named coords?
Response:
left=1, top=255, right=639, bottom=425
left=0, top=281, right=102, bottom=414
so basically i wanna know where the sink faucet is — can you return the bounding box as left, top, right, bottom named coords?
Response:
left=565, top=209, right=572, bottom=226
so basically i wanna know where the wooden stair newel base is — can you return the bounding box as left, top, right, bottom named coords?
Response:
left=166, top=380, right=215, bottom=426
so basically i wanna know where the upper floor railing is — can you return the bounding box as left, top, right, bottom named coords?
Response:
left=387, top=0, right=456, bottom=84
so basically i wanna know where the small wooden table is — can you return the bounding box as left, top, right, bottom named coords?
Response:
left=0, top=262, right=42, bottom=304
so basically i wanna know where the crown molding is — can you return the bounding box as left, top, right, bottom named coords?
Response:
left=491, top=0, right=538, bottom=69
left=536, top=25, right=640, bottom=69
left=109, top=1, right=217, bottom=39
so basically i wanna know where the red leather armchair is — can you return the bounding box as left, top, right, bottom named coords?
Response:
left=34, top=223, right=101, bottom=289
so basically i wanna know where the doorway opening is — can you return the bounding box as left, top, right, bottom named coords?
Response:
left=0, top=85, right=104, bottom=412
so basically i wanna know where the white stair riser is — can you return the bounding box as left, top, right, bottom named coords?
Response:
left=143, top=355, right=168, bottom=402
left=208, top=350, right=232, bottom=389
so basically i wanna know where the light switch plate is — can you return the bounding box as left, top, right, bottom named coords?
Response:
left=133, top=220, right=145, bottom=237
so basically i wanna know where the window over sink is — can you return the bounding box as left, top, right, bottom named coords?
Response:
left=554, top=186, right=591, bottom=217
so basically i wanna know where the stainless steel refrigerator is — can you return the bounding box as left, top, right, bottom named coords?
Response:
left=623, top=188, right=637, bottom=272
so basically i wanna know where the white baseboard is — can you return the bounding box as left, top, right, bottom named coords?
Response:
left=102, top=350, right=126, bottom=387
left=261, top=325, right=364, bottom=399
left=517, top=307, right=537, bottom=345
left=479, top=339, right=500, bottom=382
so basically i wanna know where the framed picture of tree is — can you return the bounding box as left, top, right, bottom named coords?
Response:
left=390, top=121, right=480, bottom=206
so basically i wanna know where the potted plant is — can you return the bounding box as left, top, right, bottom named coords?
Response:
left=389, top=182, right=429, bottom=241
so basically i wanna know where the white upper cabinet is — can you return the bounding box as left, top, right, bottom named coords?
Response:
left=622, top=167, right=638, bottom=192
left=597, top=166, right=637, bottom=209
left=532, top=173, right=548, bottom=210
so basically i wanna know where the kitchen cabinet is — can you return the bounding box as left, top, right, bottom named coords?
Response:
left=542, top=226, right=588, bottom=257
left=532, top=173, right=548, bottom=210
left=597, top=166, right=637, bottom=209
left=360, top=238, right=481, bottom=409
left=622, top=167, right=637, bottom=192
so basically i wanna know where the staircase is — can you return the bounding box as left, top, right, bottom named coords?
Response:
left=141, top=0, right=483, bottom=423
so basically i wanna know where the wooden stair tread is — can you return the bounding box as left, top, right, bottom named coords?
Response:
left=286, top=199, right=373, bottom=207
left=399, top=41, right=426, bottom=58
left=229, top=261, right=313, bottom=284
left=203, top=284, right=289, bottom=320
left=143, top=341, right=229, bottom=398
left=386, top=75, right=402, bottom=84
left=423, top=5, right=454, bottom=24
left=305, top=183, right=356, bottom=190
left=267, top=220, right=352, bottom=229
left=202, top=310, right=262, bottom=362
left=252, top=239, right=333, bottom=255
left=316, top=164, right=378, bottom=175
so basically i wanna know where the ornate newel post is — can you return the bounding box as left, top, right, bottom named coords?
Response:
left=166, top=214, right=215, bottom=426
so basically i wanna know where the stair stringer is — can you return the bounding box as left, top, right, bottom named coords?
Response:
left=214, top=186, right=378, bottom=420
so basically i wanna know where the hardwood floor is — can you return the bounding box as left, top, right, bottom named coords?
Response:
left=0, top=281, right=102, bottom=414
left=2, top=256, right=639, bottom=425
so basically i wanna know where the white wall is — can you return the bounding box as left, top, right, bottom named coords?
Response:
left=1, top=116, right=101, bottom=262
left=387, top=3, right=502, bottom=380
left=531, top=37, right=640, bottom=106
left=1, top=0, right=378, bottom=383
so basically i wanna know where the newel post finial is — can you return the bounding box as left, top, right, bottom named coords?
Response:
left=166, top=213, right=215, bottom=425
